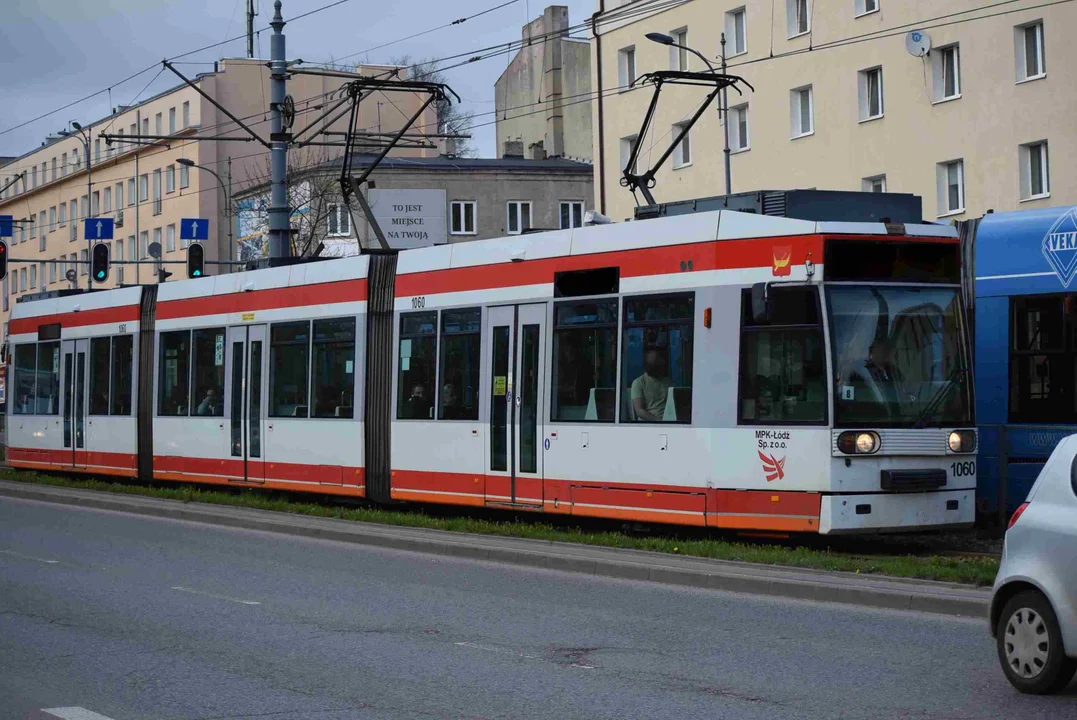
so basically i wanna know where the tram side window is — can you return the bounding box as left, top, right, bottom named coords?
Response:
left=552, top=299, right=618, bottom=422
left=738, top=287, right=827, bottom=424
left=12, top=344, right=37, bottom=415
left=311, top=317, right=356, bottom=418
left=439, top=309, right=481, bottom=420
left=110, top=335, right=133, bottom=415
left=621, top=293, right=694, bottom=423
left=89, top=337, right=111, bottom=415
left=398, top=312, right=437, bottom=419
left=36, top=342, right=60, bottom=415
left=158, top=330, right=191, bottom=416
left=270, top=321, right=310, bottom=418
left=191, top=328, right=226, bottom=416
left=1010, top=294, right=1076, bottom=423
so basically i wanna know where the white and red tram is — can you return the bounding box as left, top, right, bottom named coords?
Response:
left=6, top=201, right=978, bottom=533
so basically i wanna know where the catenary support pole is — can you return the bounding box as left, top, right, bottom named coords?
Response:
left=721, top=32, right=731, bottom=196
left=267, top=0, right=290, bottom=259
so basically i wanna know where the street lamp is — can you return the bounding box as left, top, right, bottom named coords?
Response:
left=177, top=158, right=233, bottom=267
left=645, top=32, right=732, bottom=195
left=63, top=121, right=93, bottom=290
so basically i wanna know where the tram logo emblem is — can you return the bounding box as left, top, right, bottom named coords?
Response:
left=1042, top=207, right=1077, bottom=288
left=772, top=246, right=792, bottom=277
left=758, top=450, right=787, bottom=482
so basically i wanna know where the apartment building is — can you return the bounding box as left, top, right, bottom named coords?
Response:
left=591, top=0, right=1074, bottom=222
left=0, top=58, right=437, bottom=344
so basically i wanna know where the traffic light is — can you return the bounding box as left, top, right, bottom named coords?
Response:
left=0, top=241, right=7, bottom=282
left=186, top=242, right=205, bottom=279
left=91, top=242, right=110, bottom=283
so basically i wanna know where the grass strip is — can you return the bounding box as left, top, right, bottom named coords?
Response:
left=0, top=468, right=1000, bottom=586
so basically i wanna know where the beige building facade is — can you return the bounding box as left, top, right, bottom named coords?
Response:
left=591, top=0, right=1075, bottom=222
left=0, top=58, right=436, bottom=344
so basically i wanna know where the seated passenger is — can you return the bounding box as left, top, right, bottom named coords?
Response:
left=401, top=383, right=432, bottom=419
left=440, top=383, right=467, bottom=419
left=196, top=387, right=221, bottom=416
left=631, top=348, right=670, bottom=422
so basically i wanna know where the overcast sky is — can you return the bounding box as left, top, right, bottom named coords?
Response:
left=0, top=0, right=593, bottom=160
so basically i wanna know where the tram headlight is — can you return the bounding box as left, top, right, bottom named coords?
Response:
left=837, top=431, right=880, bottom=455
left=948, top=430, right=976, bottom=453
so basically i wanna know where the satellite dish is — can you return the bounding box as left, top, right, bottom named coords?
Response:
left=905, top=30, right=931, bottom=57
left=65, top=269, right=77, bottom=283
left=148, top=241, right=162, bottom=259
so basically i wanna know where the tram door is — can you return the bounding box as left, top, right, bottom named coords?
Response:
left=485, top=304, right=546, bottom=507
left=60, top=339, right=87, bottom=468
left=227, top=325, right=267, bottom=483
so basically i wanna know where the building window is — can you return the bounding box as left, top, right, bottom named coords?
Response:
left=94, top=139, right=101, bottom=163
left=140, top=230, right=149, bottom=259
left=1015, top=21, right=1045, bottom=82
left=49, top=261, right=56, bottom=285
left=153, top=227, right=162, bottom=258
left=506, top=201, right=532, bottom=235
left=618, top=46, right=636, bottom=89
left=552, top=300, right=618, bottom=422
left=621, top=294, right=694, bottom=423
left=59, top=203, right=67, bottom=226
left=166, top=223, right=177, bottom=252
left=1009, top=295, right=1076, bottom=423
left=1020, top=141, right=1050, bottom=200
left=730, top=104, right=750, bottom=152
left=862, top=174, right=886, bottom=193
left=116, top=239, right=124, bottom=284
left=103, top=187, right=112, bottom=214
left=116, top=129, right=124, bottom=154
left=155, top=112, right=162, bottom=136
left=169, top=107, right=176, bottom=135
left=670, top=28, right=688, bottom=71
left=437, top=309, right=481, bottom=420
left=142, top=118, right=149, bottom=137
left=128, top=178, right=136, bottom=206
left=29, top=264, right=37, bottom=289
left=92, top=191, right=100, bottom=217
left=932, top=44, right=961, bottom=102
left=326, top=203, right=351, bottom=236
left=559, top=201, right=584, bottom=229
left=726, top=8, right=747, bottom=55
left=31, top=167, right=37, bottom=188
left=80, top=249, right=88, bottom=275
left=61, top=153, right=68, bottom=177
left=671, top=122, right=692, bottom=168
left=179, top=163, right=189, bottom=189
left=620, top=134, right=640, bottom=174
left=451, top=200, right=477, bottom=235
left=855, top=0, right=878, bottom=16
left=936, top=159, right=965, bottom=216
left=790, top=85, right=813, bottom=138
left=152, top=169, right=162, bottom=214
left=49, top=206, right=56, bottom=232
left=182, top=101, right=191, bottom=128
left=115, top=183, right=124, bottom=210
left=398, top=312, right=437, bottom=419
left=166, top=165, right=176, bottom=193
left=787, top=0, right=810, bottom=37
left=139, top=174, right=148, bottom=202
left=858, top=66, right=884, bottom=121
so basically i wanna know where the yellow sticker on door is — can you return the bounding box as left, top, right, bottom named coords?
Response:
left=493, top=376, right=507, bottom=396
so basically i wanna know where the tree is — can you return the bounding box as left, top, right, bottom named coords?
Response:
left=388, top=55, right=476, bottom=158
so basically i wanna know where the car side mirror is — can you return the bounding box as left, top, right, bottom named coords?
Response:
left=751, top=282, right=770, bottom=324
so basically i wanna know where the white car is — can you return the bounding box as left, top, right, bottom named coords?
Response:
left=990, top=435, right=1077, bottom=694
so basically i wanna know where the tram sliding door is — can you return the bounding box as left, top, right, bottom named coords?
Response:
left=226, top=324, right=267, bottom=483
left=60, top=338, right=87, bottom=468
left=485, top=303, right=546, bottom=507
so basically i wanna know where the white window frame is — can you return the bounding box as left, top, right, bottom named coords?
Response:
left=618, top=46, right=636, bottom=90
left=169, top=107, right=176, bottom=135
left=620, top=134, right=640, bottom=174
left=787, top=0, right=810, bottom=38
left=1019, top=141, right=1050, bottom=201
left=936, top=159, right=965, bottom=217
left=326, top=203, right=351, bottom=237
left=725, top=8, right=747, bottom=56
left=1014, top=21, right=1046, bottom=83
left=932, top=44, right=961, bottom=103
left=559, top=201, right=584, bottom=230
left=166, top=165, right=176, bottom=194
left=855, top=0, right=878, bottom=17
left=730, top=104, right=750, bottom=153
left=790, top=85, right=814, bottom=138
left=670, top=28, right=689, bottom=71
left=506, top=201, right=532, bottom=236
left=166, top=223, right=177, bottom=252
left=858, top=66, right=884, bottom=122
left=862, top=175, right=886, bottom=193
left=450, top=200, right=477, bottom=236
left=672, top=122, right=692, bottom=168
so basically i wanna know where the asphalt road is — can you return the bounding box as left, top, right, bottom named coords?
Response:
left=1, top=497, right=1074, bottom=720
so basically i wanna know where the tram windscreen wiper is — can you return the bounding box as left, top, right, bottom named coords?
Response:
left=912, top=366, right=966, bottom=429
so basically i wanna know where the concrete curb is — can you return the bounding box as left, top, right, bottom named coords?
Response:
left=0, top=480, right=991, bottom=618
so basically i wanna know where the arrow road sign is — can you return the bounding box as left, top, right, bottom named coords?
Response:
left=0, top=215, right=12, bottom=238
left=84, top=217, right=114, bottom=240
left=180, top=218, right=209, bottom=241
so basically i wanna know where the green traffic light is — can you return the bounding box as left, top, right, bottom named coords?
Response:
left=193, top=270, right=201, bottom=277
left=96, top=271, right=105, bottom=279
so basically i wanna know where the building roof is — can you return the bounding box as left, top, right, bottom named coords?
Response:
left=328, top=153, right=593, bottom=173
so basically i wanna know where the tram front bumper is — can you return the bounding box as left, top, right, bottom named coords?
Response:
left=819, top=488, right=975, bottom=534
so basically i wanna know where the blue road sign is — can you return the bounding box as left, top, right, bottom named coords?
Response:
left=84, top=217, right=115, bottom=240
left=0, top=215, right=12, bottom=238
left=180, top=218, right=210, bottom=241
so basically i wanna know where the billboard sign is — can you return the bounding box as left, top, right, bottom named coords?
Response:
left=368, top=189, right=447, bottom=249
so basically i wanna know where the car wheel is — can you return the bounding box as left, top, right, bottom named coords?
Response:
left=996, top=589, right=1077, bottom=694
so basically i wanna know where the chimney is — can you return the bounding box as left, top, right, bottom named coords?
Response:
left=528, top=141, right=547, bottom=160
left=438, top=137, right=457, bottom=158
left=503, top=139, right=524, bottom=158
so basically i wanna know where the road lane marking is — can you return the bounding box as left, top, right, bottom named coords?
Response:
left=0, top=549, right=59, bottom=564
left=455, top=641, right=536, bottom=659
left=170, top=586, right=261, bottom=605
left=43, top=708, right=118, bottom=720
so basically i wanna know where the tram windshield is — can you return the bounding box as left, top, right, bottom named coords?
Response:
left=826, top=285, right=972, bottom=427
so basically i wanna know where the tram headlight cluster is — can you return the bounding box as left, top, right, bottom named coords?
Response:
left=838, top=431, right=880, bottom=455
left=948, top=430, right=976, bottom=454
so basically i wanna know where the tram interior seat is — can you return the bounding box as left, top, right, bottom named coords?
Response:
left=584, top=388, right=616, bottom=421
left=290, top=405, right=308, bottom=417
left=335, top=405, right=353, bottom=418
left=662, top=387, right=692, bottom=422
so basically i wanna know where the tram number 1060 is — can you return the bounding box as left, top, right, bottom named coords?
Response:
left=950, top=461, right=976, bottom=478
left=411, top=296, right=426, bottom=309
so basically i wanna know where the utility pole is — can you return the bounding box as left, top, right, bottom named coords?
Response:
left=227, top=157, right=234, bottom=267
left=247, top=0, right=256, bottom=58
left=267, top=0, right=290, bottom=259
left=720, top=32, right=731, bottom=196
left=69, top=122, right=94, bottom=290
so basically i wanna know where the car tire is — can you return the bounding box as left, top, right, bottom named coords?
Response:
left=996, top=589, right=1077, bottom=694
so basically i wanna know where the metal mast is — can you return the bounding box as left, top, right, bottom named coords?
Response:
left=267, top=0, right=290, bottom=258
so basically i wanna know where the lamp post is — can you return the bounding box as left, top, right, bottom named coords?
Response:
left=645, top=32, right=732, bottom=195
left=177, top=158, right=233, bottom=268
left=68, top=122, right=93, bottom=290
